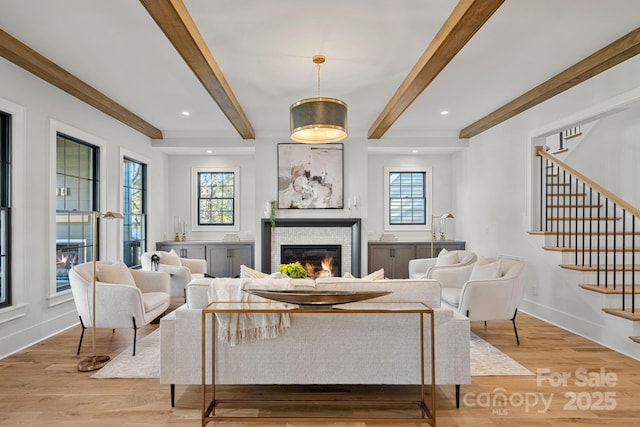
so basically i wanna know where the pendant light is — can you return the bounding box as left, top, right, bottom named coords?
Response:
left=289, top=55, right=348, bottom=144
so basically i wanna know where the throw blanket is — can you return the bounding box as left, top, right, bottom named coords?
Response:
left=207, top=277, right=313, bottom=346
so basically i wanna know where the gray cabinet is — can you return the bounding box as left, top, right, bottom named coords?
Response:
left=368, top=244, right=415, bottom=279
left=207, top=243, right=253, bottom=278
left=156, top=241, right=206, bottom=259
left=368, top=241, right=465, bottom=279
left=155, top=240, right=254, bottom=277
left=415, top=241, right=466, bottom=259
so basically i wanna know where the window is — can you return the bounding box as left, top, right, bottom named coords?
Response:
left=0, top=112, right=11, bottom=308
left=191, top=167, right=240, bottom=231
left=384, top=167, right=431, bottom=231
left=123, top=157, right=146, bottom=267
left=55, top=133, right=98, bottom=291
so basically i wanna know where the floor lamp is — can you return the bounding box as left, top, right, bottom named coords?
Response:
left=78, top=211, right=123, bottom=372
left=430, top=213, right=454, bottom=258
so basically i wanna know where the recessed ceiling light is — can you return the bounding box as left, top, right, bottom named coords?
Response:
left=440, top=110, right=449, bottom=115
left=412, top=149, right=419, bottom=153
left=181, top=111, right=190, bottom=116
left=206, top=149, right=213, bottom=154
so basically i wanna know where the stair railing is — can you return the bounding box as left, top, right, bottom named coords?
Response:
left=536, top=146, right=638, bottom=313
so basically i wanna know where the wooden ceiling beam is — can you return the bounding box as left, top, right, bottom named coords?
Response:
left=0, top=29, right=163, bottom=139
left=460, top=26, right=640, bottom=139
left=140, top=0, right=255, bottom=139
left=368, top=0, right=505, bottom=139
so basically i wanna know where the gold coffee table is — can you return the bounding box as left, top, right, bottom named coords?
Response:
left=201, top=301, right=435, bottom=425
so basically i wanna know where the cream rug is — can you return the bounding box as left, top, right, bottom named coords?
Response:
left=91, top=329, right=160, bottom=379
left=470, top=332, right=533, bottom=376
left=92, top=329, right=532, bottom=379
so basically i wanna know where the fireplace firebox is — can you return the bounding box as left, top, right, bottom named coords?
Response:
left=281, top=245, right=341, bottom=278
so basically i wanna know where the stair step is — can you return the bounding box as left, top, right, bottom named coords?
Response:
left=560, top=264, right=640, bottom=272
left=546, top=193, right=586, bottom=197
left=630, top=336, right=640, bottom=344
left=546, top=183, right=570, bottom=187
left=530, top=230, right=640, bottom=236
left=544, top=246, right=640, bottom=252
left=602, top=308, right=640, bottom=321
left=579, top=284, right=640, bottom=294
left=546, top=216, right=621, bottom=221
left=546, top=204, right=602, bottom=208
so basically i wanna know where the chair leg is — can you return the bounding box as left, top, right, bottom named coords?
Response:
left=512, top=309, right=520, bottom=345
left=171, top=384, right=175, bottom=407
left=456, top=384, right=460, bottom=408
left=132, top=317, right=138, bottom=356
left=76, top=316, right=86, bottom=355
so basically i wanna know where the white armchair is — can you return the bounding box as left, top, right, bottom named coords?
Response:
left=441, top=257, right=526, bottom=344
left=408, top=249, right=477, bottom=289
left=141, top=250, right=207, bottom=297
left=69, top=261, right=170, bottom=355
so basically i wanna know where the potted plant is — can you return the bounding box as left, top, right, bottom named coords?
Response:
left=278, top=261, right=307, bottom=278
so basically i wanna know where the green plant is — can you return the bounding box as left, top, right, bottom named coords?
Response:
left=269, top=200, right=277, bottom=228
left=278, top=262, right=307, bottom=278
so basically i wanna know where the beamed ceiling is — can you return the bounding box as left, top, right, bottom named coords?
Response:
left=1, top=0, right=639, bottom=147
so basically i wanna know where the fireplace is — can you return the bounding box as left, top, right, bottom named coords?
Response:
left=281, top=244, right=341, bottom=278
left=261, top=218, right=361, bottom=277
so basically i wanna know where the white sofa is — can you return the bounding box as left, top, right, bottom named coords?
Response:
left=160, top=276, right=471, bottom=408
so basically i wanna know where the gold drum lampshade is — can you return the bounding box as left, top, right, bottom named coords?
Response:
left=290, top=54, right=347, bottom=144
left=289, top=97, right=347, bottom=144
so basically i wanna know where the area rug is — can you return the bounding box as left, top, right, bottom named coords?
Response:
left=470, top=332, right=533, bottom=376
left=91, top=329, right=160, bottom=379
left=92, top=329, right=533, bottom=379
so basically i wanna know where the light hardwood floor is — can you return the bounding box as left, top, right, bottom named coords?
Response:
left=1, top=299, right=640, bottom=426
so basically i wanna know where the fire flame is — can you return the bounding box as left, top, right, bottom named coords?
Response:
left=302, top=255, right=334, bottom=278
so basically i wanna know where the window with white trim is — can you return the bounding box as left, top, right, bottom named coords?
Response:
left=0, top=111, right=11, bottom=308
left=191, top=167, right=240, bottom=232
left=55, top=133, right=98, bottom=291
left=384, top=167, right=432, bottom=231
left=123, top=157, right=146, bottom=267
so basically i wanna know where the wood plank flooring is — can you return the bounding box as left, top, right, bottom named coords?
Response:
left=1, top=299, right=640, bottom=426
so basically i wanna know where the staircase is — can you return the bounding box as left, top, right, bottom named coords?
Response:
left=532, top=146, right=640, bottom=343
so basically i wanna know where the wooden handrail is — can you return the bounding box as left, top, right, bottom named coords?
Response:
left=537, top=146, right=640, bottom=218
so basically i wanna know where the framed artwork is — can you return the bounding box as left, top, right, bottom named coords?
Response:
left=277, top=143, right=344, bottom=209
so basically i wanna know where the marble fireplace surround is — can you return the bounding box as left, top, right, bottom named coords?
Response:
left=261, top=218, right=361, bottom=277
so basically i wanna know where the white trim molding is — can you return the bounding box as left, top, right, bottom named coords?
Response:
left=191, top=166, right=240, bottom=233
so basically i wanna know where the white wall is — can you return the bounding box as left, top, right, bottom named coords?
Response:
left=160, top=138, right=458, bottom=275
left=565, top=105, right=640, bottom=207
left=0, top=58, right=168, bottom=359
left=367, top=152, right=454, bottom=241
left=453, top=54, right=640, bottom=360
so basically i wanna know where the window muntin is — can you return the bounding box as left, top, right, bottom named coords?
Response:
left=123, top=157, right=146, bottom=267
left=383, top=166, right=431, bottom=232
left=0, top=112, right=10, bottom=308
left=55, top=133, right=98, bottom=291
left=389, top=171, right=426, bottom=225
left=197, top=171, right=235, bottom=226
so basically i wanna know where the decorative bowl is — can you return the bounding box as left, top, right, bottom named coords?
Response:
left=243, top=289, right=392, bottom=309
